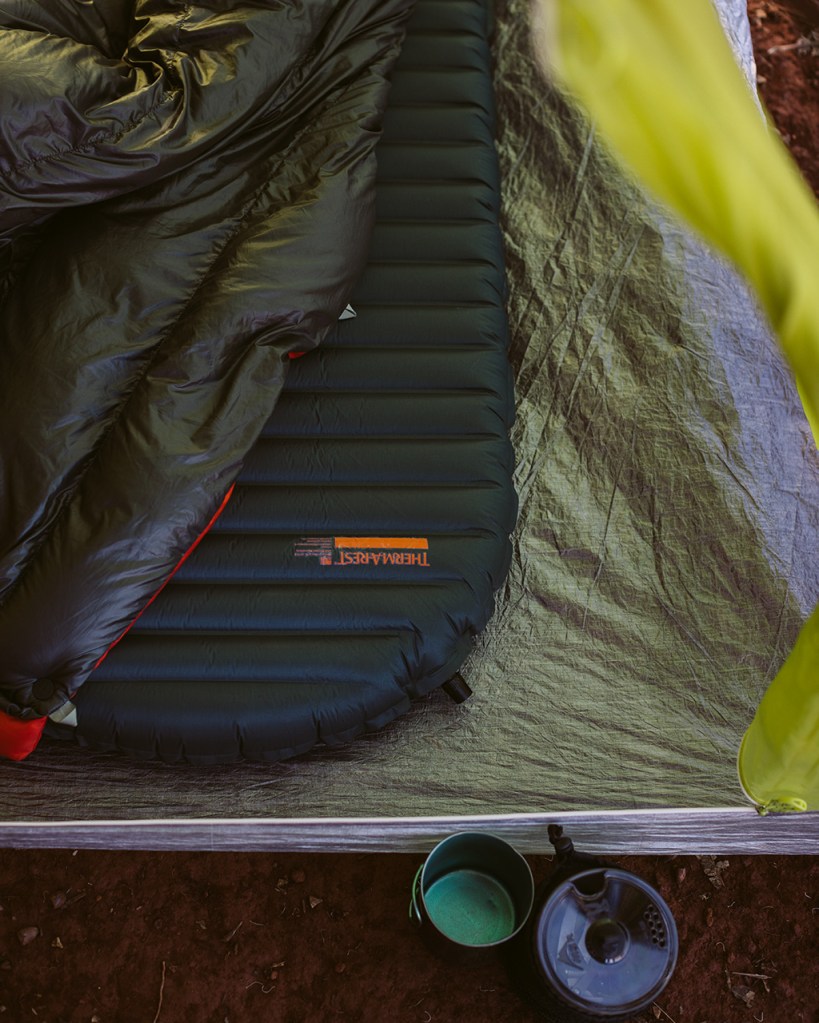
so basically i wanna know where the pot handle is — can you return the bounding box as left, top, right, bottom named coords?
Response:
left=408, top=865, right=424, bottom=926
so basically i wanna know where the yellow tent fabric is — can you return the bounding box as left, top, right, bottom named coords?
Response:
left=533, top=0, right=819, bottom=811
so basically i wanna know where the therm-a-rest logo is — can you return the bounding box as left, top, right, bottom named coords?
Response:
left=294, top=536, right=430, bottom=568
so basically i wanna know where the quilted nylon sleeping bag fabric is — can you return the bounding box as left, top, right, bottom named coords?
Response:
left=0, top=0, right=416, bottom=728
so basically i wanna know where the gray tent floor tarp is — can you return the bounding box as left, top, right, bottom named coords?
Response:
left=2, top=0, right=817, bottom=853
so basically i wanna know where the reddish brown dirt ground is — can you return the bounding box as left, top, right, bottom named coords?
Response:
left=750, top=0, right=819, bottom=195
left=1, top=4, right=817, bottom=1022
left=0, top=850, right=816, bottom=1022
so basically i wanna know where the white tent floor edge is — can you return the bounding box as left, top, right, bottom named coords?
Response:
left=1, top=808, right=817, bottom=854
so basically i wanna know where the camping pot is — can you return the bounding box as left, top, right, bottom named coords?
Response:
left=410, top=832, right=535, bottom=962
left=518, top=826, right=679, bottom=1021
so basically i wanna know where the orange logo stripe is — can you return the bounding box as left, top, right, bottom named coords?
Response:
left=333, top=537, right=429, bottom=550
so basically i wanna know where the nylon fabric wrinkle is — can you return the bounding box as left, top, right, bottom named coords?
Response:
left=0, top=174, right=268, bottom=611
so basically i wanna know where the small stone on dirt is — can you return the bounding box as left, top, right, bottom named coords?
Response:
left=269, top=970, right=279, bottom=982
left=17, top=926, right=39, bottom=946
left=308, top=896, right=322, bottom=909
left=51, top=937, right=64, bottom=949
left=291, top=870, right=306, bottom=884
left=676, top=867, right=686, bottom=884
left=731, top=983, right=756, bottom=1006
left=50, top=892, right=67, bottom=910
left=334, top=962, right=346, bottom=974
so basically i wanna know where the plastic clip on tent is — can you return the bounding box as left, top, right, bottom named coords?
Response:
left=531, top=0, right=819, bottom=812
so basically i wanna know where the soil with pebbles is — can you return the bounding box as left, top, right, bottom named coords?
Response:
left=0, top=849, right=816, bottom=1021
